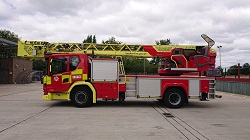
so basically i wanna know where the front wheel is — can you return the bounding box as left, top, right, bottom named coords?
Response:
left=163, top=88, right=185, bottom=108
left=71, top=87, right=92, bottom=107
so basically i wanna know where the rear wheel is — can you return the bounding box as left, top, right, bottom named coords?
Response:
left=163, top=88, right=184, bottom=108
left=71, top=86, right=92, bottom=107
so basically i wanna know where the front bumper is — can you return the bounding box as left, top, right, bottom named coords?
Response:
left=42, top=92, right=70, bottom=101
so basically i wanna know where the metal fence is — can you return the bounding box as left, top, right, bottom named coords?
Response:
left=216, top=78, right=250, bottom=95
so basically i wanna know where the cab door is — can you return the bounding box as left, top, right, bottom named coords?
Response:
left=49, top=56, right=71, bottom=92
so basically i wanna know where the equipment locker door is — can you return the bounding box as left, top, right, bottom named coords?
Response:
left=137, top=78, right=161, bottom=97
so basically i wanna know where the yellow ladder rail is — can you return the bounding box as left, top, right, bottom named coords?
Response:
left=18, top=40, right=215, bottom=58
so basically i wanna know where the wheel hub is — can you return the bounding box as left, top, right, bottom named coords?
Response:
left=169, top=93, right=181, bottom=105
left=75, top=91, right=88, bottom=104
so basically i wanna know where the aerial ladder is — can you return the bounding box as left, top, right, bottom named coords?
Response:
left=18, top=34, right=216, bottom=76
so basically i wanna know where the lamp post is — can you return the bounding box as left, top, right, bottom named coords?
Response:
left=217, top=46, right=222, bottom=68
left=144, top=58, right=146, bottom=75
left=217, top=46, right=222, bottom=76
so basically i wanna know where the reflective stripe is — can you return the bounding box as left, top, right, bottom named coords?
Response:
left=82, top=74, right=88, bottom=80
left=171, top=55, right=188, bottom=68
left=71, top=69, right=82, bottom=75
left=171, top=56, right=178, bottom=68
left=44, top=76, right=51, bottom=84
left=182, top=55, right=188, bottom=67
left=42, top=92, right=70, bottom=100
left=42, top=94, right=51, bottom=100
left=68, top=81, right=96, bottom=103
left=62, top=75, right=71, bottom=83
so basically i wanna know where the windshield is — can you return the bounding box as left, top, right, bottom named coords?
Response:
left=206, top=69, right=222, bottom=77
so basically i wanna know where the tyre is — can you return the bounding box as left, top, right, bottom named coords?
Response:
left=71, top=86, right=92, bottom=107
left=163, top=88, right=184, bottom=108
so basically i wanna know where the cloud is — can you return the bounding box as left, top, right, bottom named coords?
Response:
left=218, top=48, right=250, bottom=69
left=0, top=0, right=250, bottom=67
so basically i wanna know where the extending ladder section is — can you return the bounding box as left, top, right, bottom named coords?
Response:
left=18, top=40, right=206, bottom=58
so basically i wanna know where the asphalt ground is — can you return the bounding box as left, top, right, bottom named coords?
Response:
left=0, top=83, right=250, bottom=140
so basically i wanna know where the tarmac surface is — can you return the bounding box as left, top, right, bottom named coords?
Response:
left=0, top=83, right=250, bottom=140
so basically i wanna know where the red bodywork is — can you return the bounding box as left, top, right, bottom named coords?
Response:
left=44, top=53, right=127, bottom=100
left=143, top=45, right=216, bottom=76
left=43, top=53, right=214, bottom=102
left=43, top=53, right=90, bottom=94
left=161, top=79, right=188, bottom=97
left=93, top=82, right=119, bottom=99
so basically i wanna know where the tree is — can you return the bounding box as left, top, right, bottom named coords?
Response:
left=242, top=63, right=250, bottom=75
left=93, top=35, right=97, bottom=43
left=0, top=29, right=20, bottom=58
left=123, top=57, right=158, bottom=74
left=155, top=39, right=171, bottom=45
left=100, top=36, right=157, bottom=74
left=83, top=35, right=96, bottom=43
left=33, top=59, right=46, bottom=72
left=0, top=29, right=20, bottom=42
left=227, top=63, right=249, bottom=76
left=102, top=36, right=122, bottom=44
left=227, top=65, right=241, bottom=76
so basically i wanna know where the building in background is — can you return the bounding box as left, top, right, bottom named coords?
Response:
left=0, top=38, right=33, bottom=84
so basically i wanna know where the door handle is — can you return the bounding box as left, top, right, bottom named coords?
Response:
left=63, top=78, right=69, bottom=83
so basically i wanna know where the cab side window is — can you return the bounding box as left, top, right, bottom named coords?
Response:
left=51, top=57, right=67, bottom=74
left=173, top=49, right=182, bottom=55
left=70, top=56, right=79, bottom=71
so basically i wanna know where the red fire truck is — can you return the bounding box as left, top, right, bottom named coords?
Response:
left=18, top=34, right=217, bottom=108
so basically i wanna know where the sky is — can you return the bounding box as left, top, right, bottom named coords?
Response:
left=1, top=0, right=250, bottom=68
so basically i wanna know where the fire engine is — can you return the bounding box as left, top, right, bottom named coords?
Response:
left=18, top=34, right=217, bottom=108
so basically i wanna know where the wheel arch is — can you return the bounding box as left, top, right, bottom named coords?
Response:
left=68, top=81, right=96, bottom=103
left=163, top=86, right=187, bottom=108
left=163, top=86, right=187, bottom=100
